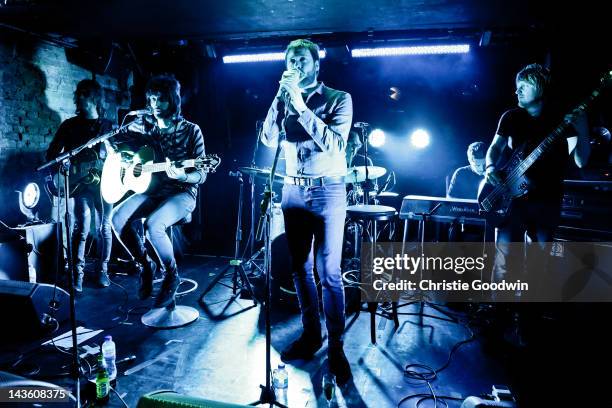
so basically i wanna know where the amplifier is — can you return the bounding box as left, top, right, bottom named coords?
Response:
left=558, top=180, right=612, bottom=240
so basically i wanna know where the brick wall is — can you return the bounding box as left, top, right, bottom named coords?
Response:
left=0, top=36, right=130, bottom=225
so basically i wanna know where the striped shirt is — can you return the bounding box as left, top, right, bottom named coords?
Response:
left=120, top=116, right=206, bottom=199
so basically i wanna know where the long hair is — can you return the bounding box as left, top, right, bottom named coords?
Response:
left=74, top=79, right=102, bottom=115
left=145, top=75, right=182, bottom=120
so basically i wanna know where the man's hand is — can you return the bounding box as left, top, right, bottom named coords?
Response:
left=485, top=165, right=503, bottom=186
left=564, top=109, right=589, bottom=134
left=165, top=158, right=187, bottom=181
left=279, top=69, right=307, bottom=114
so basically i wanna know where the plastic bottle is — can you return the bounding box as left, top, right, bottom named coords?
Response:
left=272, top=363, right=288, bottom=389
left=322, top=372, right=336, bottom=403
left=95, top=352, right=110, bottom=403
left=101, top=336, right=117, bottom=381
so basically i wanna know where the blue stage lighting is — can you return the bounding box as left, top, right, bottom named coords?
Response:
left=351, top=44, right=470, bottom=58
left=223, top=50, right=326, bottom=64
left=368, top=129, right=386, bottom=147
left=410, top=129, right=430, bottom=148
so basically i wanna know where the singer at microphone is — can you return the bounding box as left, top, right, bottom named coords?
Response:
left=259, top=39, right=353, bottom=385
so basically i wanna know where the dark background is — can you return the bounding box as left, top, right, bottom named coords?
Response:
left=0, top=1, right=610, bottom=255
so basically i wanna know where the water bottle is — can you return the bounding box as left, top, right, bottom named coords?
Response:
left=322, top=373, right=336, bottom=403
left=272, top=363, right=288, bottom=389
left=101, top=336, right=117, bottom=381
left=95, top=352, right=110, bottom=403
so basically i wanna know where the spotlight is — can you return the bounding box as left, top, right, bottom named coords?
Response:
left=223, top=49, right=326, bottom=64
left=16, top=182, right=40, bottom=223
left=368, top=129, right=386, bottom=147
left=410, top=129, right=430, bottom=148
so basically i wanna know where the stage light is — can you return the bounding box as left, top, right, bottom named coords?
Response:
left=16, top=182, right=40, bottom=223
left=223, top=50, right=326, bottom=64
left=368, top=129, right=386, bottom=147
left=351, top=44, right=470, bottom=58
left=410, top=129, right=430, bottom=148
left=22, top=183, right=40, bottom=209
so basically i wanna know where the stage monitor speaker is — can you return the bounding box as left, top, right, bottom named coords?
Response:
left=0, top=280, right=70, bottom=341
left=0, top=222, right=59, bottom=283
left=137, top=390, right=252, bottom=408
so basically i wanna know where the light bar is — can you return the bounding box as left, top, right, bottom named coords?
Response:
left=351, top=44, right=470, bottom=58
left=223, top=49, right=326, bottom=64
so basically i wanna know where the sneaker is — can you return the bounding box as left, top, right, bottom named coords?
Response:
left=154, top=267, right=180, bottom=308
left=328, top=347, right=352, bottom=385
left=280, top=333, right=323, bottom=361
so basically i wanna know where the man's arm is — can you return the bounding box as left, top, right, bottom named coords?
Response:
left=485, top=134, right=507, bottom=185
left=447, top=168, right=461, bottom=198
left=261, top=93, right=284, bottom=148
left=296, top=92, right=353, bottom=153
left=179, top=124, right=207, bottom=184
left=46, top=123, right=67, bottom=161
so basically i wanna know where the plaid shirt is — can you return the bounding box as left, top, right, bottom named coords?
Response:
left=261, top=82, right=353, bottom=178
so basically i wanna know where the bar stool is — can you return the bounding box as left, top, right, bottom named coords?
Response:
left=345, top=204, right=399, bottom=343
left=141, top=213, right=200, bottom=328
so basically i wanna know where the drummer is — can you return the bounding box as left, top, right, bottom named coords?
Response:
left=346, top=130, right=377, bottom=205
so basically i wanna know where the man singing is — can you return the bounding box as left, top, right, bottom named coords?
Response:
left=112, top=75, right=206, bottom=308
left=261, top=39, right=353, bottom=384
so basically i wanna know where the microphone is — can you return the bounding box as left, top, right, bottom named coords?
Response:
left=126, top=108, right=152, bottom=116
left=354, top=122, right=370, bottom=129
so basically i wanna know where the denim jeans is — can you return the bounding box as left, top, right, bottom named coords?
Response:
left=281, top=183, right=347, bottom=345
left=111, top=192, right=196, bottom=270
left=72, top=185, right=113, bottom=274
left=491, top=197, right=559, bottom=301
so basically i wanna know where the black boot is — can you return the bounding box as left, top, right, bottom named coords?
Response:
left=154, top=264, right=180, bottom=308
left=96, top=271, right=111, bottom=288
left=328, top=344, right=352, bottom=386
left=138, top=258, right=156, bottom=300
left=281, top=330, right=323, bottom=361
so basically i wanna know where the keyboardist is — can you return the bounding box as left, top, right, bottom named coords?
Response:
left=447, top=141, right=487, bottom=199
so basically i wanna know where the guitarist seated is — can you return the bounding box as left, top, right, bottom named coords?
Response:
left=484, top=63, right=590, bottom=300
left=111, top=74, right=206, bottom=308
left=46, top=79, right=115, bottom=292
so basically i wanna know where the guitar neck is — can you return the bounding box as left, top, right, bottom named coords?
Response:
left=142, top=160, right=196, bottom=173
left=514, top=86, right=602, bottom=176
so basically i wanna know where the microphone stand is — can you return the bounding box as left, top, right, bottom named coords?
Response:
left=357, top=123, right=372, bottom=205
left=251, top=107, right=287, bottom=408
left=249, top=120, right=263, bottom=256
left=35, top=120, right=133, bottom=407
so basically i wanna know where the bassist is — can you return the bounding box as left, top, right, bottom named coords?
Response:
left=484, top=64, right=590, bottom=298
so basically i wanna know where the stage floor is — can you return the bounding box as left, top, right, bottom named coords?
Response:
left=0, top=254, right=608, bottom=407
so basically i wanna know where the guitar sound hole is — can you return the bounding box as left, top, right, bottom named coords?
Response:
left=134, top=164, right=142, bottom=177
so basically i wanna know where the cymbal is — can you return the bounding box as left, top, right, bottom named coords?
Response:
left=345, top=166, right=386, bottom=183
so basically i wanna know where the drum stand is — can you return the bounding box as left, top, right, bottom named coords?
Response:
left=396, top=208, right=459, bottom=324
